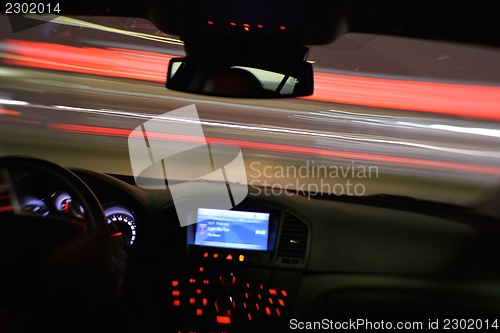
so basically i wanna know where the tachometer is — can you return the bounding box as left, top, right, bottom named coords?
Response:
left=104, top=204, right=137, bottom=246
left=19, top=196, right=49, bottom=216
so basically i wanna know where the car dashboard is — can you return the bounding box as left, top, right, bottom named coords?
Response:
left=25, top=167, right=500, bottom=333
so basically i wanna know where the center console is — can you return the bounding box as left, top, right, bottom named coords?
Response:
left=157, top=205, right=308, bottom=333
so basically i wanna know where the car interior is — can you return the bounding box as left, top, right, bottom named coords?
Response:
left=1, top=1, right=500, bottom=332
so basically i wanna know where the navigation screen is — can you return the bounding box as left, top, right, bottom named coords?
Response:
left=194, top=208, right=270, bottom=250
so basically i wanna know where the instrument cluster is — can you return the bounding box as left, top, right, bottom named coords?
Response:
left=19, top=190, right=137, bottom=246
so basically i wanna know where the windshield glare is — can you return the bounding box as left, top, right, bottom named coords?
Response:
left=1, top=15, right=499, bottom=206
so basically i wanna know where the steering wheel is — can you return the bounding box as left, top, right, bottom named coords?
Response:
left=0, top=156, right=130, bottom=332
left=0, top=155, right=107, bottom=230
left=0, top=156, right=109, bottom=301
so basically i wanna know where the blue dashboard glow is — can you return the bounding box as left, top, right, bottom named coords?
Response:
left=194, top=208, right=270, bottom=250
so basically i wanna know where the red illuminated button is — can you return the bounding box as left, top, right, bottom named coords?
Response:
left=189, top=278, right=196, bottom=284
left=203, top=252, right=209, bottom=258
left=196, top=309, right=202, bottom=316
left=281, top=290, right=288, bottom=297
left=278, top=299, right=285, bottom=306
left=196, top=289, right=202, bottom=294
left=248, top=313, right=252, bottom=321
left=172, top=281, right=179, bottom=287
left=276, top=308, right=281, bottom=317
left=172, top=290, right=180, bottom=296
left=269, top=298, right=273, bottom=305
left=213, top=253, right=219, bottom=258
left=190, top=298, right=195, bottom=304
left=217, top=316, right=231, bottom=324
left=207, top=21, right=214, bottom=25
left=269, top=289, right=277, bottom=295
left=266, top=307, right=271, bottom=316
left=226, top=254, right=233, bottom=261
left=202, top=298, right=208, bottom=306
left=173, top=300, right=180, bottom=306
left=199, top=267, right=204, bottom=272
left=203, top=280, right=209, bottom=285
left=280, top=25, right=286, bottom=30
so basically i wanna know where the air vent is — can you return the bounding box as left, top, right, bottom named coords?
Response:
left=277, top=212, right=308, bottom=261
left=157, top=207, right=186, bottom=256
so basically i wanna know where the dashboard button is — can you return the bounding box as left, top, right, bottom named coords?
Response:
left=216, top=315, right=231, bottom=324
left=215, top=295, right=235, bottom=316
left=220, top=272, right=236, bottom=287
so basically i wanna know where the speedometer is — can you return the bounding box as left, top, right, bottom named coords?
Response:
left=103, top=204, right=137, bottom=246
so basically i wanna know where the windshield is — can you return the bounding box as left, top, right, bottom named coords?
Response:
left=1, top=15, right=499, bottom=206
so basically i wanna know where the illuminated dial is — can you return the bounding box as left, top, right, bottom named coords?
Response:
left=20, top=196, right=49, bottom=216
left=53, top=191, right=71, bottom=213
left=104, top=204, right=137, bottom=246
left=52, top=191, right=85, bottom=218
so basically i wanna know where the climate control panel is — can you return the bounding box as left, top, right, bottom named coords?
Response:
left=161, top=263, right=296, bottom=332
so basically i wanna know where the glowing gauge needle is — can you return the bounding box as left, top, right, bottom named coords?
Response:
left=53, top=191, right=71, bottom=212
left=63, top=200, right=70, bottom=212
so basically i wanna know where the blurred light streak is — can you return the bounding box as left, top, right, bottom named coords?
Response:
left=24, top=14, right=184, bottom=46
left=2, top=40, right=500, bottom=120
left=1, top=118, right=40, bottom=125
left=429, top=125, right=500, bottom=138
left=2, top=39, right=172, bottom=82
left=0, top=206, right=14, bottom=213
left=0, top=109, right=21, bottom=116
left=292, top=109, right=500, bottom=139
left=0, top=98, right=29, bottom=106
left=306, top=73, right=500, bottom=120
left=47, top=123, right=500, bottom=175
left=50, top=105, right=500, bottom=159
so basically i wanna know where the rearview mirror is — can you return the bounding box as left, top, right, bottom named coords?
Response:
left=166, top=57, right=314, bottom=98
